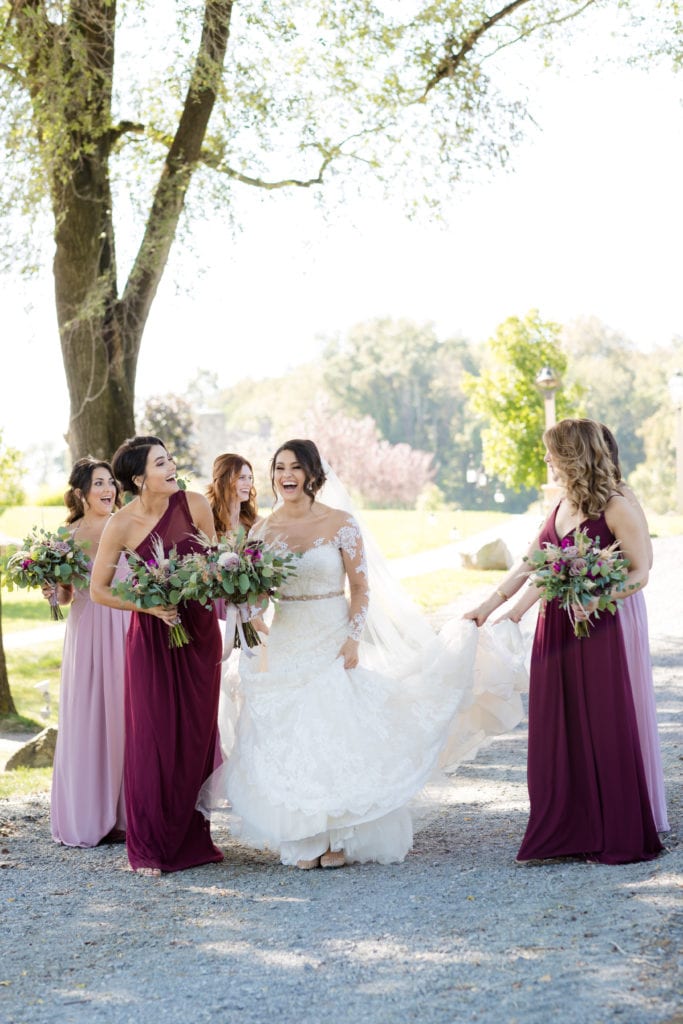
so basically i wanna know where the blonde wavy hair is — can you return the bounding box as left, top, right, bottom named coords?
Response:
left=544, top=419, right=619, bottom=519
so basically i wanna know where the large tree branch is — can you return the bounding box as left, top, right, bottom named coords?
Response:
left=420, top=0, right=534, bottom=101
left=121, top=0, right=234, bottom=342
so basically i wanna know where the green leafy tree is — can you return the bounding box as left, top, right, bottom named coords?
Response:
left=0, top=433, right=25, bottom=718
left=463, top=310, right=585, bottom=492
left=0, top=0, right=631, bottom=459
left=139, top=394, right=203, bottom=478
left=561, top=317, right=662, bottom=475
left=323, top=318, right=475, bottom=502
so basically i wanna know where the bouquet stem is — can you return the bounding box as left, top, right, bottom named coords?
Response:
left=234, top=619, right=261, bottom=650
left=573, top=619, right=591, bottom=639
left=168, top=617, right=191, bottom=649
left=48, top=590, right=64, bottom=621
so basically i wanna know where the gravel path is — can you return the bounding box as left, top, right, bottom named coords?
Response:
left=1, top=537, right=681, bottom=1024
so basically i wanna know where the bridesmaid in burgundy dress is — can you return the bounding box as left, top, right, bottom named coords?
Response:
left=91, top=436, right=223, bottom=876
left=465, top=419, right=662, bottom=865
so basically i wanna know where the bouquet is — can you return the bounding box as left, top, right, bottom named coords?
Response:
left=524, top=528, right=631, bottom=638
left=4, top=526, right=91, bottom=620
left=112, top=536, right=190, bottom=648
left=182, top=528, right=299, bottom=655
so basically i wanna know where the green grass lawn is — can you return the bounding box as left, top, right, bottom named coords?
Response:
left=0, top=504, right=66, bottom=542
left=0, top=766, right=52, bottom=800
left=3, top=640, right=61, bottom=727
left=358, top=508, right=514, bottom=558
left=2, top=587, right=71, bottom=632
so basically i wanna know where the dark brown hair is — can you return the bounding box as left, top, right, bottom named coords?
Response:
left=111, top=436, right=166, bottom=495
left=64, top=457, right=122, bottom=524
left=270, top=439, right=326, bottom=501
left=600, top=423, right=623, bottom=483
left=206, top=453, right=258, bottom=535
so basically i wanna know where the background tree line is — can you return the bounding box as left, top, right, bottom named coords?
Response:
left=165, top=311, right=682, bottom=514
left=1, top=0, right=677, bottom=462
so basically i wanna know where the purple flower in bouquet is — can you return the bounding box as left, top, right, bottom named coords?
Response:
left=524, top=527, right=631, bottom=638
left=4, top=526, right=91, bottom=620
left=112, top=536, right=190, bottom=648
left=187, top=527, right=299, bottom=656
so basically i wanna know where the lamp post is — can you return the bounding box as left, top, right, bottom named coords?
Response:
left=535, top=365, right=561, bottom=510
left=668, top=370, right=683, bottom=513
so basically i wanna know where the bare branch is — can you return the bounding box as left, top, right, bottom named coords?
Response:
left=107, top=120, right=146, bottom=147
left=121, top=0, right=235, bottom=340
left=0, top=60, right=26, bottom=84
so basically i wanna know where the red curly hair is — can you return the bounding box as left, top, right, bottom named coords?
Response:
left=206, top=453, right=258, bottom=536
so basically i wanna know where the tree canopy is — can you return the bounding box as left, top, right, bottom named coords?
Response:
left=462, top=310, right=585, bottom=491
left=0, top=0, right=637, bottom=461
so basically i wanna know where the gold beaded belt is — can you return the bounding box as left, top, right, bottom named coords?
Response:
left=279, top=590, right=344, bottom=602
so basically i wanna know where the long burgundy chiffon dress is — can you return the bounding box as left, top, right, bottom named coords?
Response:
left=517, top=505, right=662, bottom=865
left=124, top=490, right=223, bottom=872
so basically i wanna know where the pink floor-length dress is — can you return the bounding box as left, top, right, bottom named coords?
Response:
left=517, top=506, right=662, bottom=865
left=619, top=591, right=669, bottom=831
left=51, top=562, right=130, bottom=847
left=124, top=490, right=224, bottom=872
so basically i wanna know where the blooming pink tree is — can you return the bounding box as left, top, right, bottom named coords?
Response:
left=301, top=403, right=434, bottom=508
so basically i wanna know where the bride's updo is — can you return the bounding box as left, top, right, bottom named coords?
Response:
left=271, top=439, right=327, bottom=500
left=64, top=457, right=122, bottom=524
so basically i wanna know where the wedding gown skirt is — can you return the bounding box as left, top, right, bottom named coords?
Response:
left=199, top=543, right=526, bottom=865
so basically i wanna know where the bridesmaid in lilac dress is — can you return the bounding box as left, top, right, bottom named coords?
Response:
left=466, top=419, right=661, bottom=864
left=91, top=436, right=223, bottom=876
left=48, top=458, right=129, bottom=848
left=600, top=425, right=669, bottom=832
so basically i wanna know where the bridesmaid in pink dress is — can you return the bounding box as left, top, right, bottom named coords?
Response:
left=47, top=458, right=129, bottom=847
left=91, top=436, right=223, bottom=876
left=600, top=424, right=669, bottom=831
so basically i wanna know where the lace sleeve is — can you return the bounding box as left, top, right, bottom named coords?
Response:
left=337, top=515, right=369, bottom=641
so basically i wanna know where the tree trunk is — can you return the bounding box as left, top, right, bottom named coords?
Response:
left=14, top=0, right=235, bottom=461
left=0, top=583, right=18, bottom=719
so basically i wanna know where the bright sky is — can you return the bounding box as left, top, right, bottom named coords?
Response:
left=3, top=21, right=683, bottom=451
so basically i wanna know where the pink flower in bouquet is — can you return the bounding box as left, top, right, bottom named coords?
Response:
left=568, top=558, right=587, bottom=576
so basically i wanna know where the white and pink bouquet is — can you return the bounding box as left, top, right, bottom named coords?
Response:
left=4, top=526, right=91, bottom=620
left=524, top=527, right=631, bottom=638
left=112, top=537, right=191, bottom=648
left=181, top=529, right=299, bottom=655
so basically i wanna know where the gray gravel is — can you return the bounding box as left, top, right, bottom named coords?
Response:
left=1, top=537, right=681, bottom=1024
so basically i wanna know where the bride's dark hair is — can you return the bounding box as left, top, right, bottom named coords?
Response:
left=271, top=439, right=327, bottom=500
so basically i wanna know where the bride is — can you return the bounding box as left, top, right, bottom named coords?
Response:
left=199, top=438, right=526, bottom=869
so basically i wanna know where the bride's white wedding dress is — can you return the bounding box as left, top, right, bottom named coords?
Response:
left=199, top=507, right=527, bottom=866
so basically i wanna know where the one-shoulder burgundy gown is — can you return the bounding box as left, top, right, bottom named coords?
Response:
left=517, top=505, right=662, bottom=865
left=124, top=490, right=224, bottom=872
